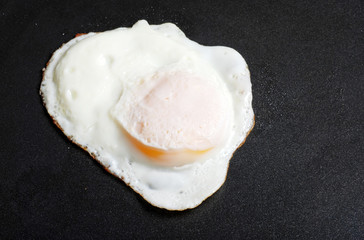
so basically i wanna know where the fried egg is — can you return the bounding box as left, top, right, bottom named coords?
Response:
left=40, top=20, right=254, bottom=210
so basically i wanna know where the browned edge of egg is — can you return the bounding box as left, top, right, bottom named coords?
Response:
left=40, top=32, right=256, bottom=211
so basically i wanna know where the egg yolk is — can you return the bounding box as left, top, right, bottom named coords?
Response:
left=117, top=71, right=231, bottom=166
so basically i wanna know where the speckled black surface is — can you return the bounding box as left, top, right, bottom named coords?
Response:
left=1, top=0, right=363, bottom=239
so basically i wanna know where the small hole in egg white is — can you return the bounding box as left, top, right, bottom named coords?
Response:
left=107, top=56, right=114, bottom=65
left=147, top=183, right=156, bottom=190
left=71, top=90, right=78, bottom=100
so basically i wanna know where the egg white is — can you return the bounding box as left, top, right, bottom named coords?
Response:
left=40, top=20, right=254, bottom=210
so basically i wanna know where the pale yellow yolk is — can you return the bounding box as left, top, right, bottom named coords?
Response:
left=117, top=71, right=231, bottom=166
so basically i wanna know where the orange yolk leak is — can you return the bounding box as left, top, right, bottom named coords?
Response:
left=125, top=131, right=211, bottom=166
